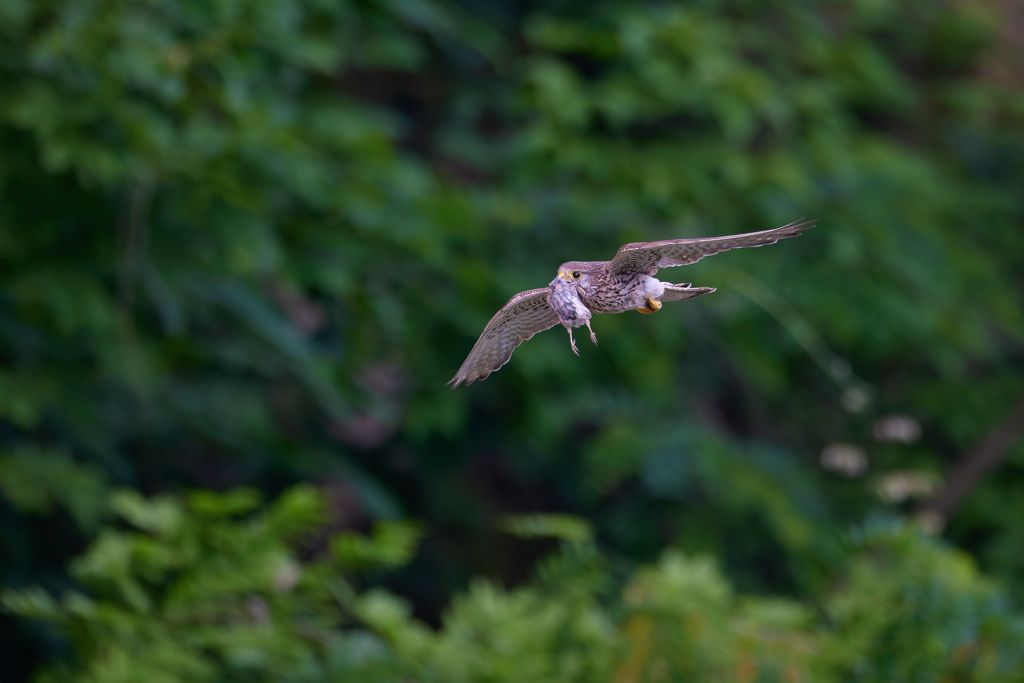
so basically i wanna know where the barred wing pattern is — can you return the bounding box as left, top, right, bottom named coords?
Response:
left=448, top=288, right=560, bottom=388
left=607, top=219, right=816, bottom=275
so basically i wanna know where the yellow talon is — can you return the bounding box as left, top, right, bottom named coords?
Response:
left=636, top=298, right=662, bottom=314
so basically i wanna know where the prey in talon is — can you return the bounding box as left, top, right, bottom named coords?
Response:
left=548, top=276, right=597, bottom=355
left=448, top=218, right=816, bottom=387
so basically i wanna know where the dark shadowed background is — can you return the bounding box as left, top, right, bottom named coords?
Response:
left=1, top=0, right=1024, bottom=680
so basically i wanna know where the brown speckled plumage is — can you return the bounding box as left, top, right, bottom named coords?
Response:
left=448, top=219, right=815, bottom=387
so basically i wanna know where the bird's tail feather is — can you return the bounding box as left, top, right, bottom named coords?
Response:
left=661, top=284, right=715, bottom=302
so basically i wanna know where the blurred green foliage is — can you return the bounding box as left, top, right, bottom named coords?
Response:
left=1, top=0, right=1024, bottom=678
left=8, top=489, right=1024, bottom=679
left=5, top=487, right=1023, bottom=682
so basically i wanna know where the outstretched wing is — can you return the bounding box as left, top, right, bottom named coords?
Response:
left=449, top=288, right=559, bottom=388
left=607, top=219, right=816, bottom=275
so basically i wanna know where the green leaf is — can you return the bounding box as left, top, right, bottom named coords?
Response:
left=497, top=514, right=594, bottom=543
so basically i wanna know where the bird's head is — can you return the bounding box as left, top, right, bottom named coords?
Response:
left=555, top=262, right=601, bottom=289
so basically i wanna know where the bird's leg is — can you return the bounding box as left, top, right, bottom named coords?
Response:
left=567, top=327, right=579, bottom=356
left=636, top=298, right=662, bottom=314
left=585, top=319, right=598, bottom=346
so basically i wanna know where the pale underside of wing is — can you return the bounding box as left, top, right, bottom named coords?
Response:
left=607, top=218, right=816, bottom=275
left=449, top=288, right=560, bottom=388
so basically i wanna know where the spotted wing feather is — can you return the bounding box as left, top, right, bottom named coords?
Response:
left=607, top=219, right=816, bottom=275
left=449, top=288, right=559, bottom=388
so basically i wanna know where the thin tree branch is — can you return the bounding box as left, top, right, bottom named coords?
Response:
left=721, top=266, right=874, bottom=413
left=117, top=174, right=155, bottom=311
left=919, top=394, right=1024, bottom=528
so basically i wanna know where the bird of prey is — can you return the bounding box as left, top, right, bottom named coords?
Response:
left=448, top=218, right=815, bottom=387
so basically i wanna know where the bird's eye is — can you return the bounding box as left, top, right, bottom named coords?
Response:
left=571, top=271, right=581, bottom=279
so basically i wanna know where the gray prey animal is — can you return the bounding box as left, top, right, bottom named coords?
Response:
left=448, top=218, right=815, bottom=387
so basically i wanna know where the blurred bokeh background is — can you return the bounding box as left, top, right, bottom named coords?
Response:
left=2, top=0, right=1024, bottom=680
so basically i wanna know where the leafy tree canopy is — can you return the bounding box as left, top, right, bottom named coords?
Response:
left=1, top=0, right=1023, bottom=679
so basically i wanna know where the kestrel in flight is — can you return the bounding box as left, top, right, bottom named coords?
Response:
left=449, top=219, right=815, bottom=387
